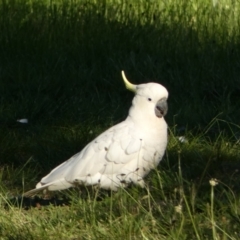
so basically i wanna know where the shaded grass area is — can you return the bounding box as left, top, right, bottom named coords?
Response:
left=0, top=0, right=240, bottom=167
left=0, top=0, right=240, bottom=239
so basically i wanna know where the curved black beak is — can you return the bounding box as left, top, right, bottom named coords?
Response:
left=155, top=98, right=168, bottom=118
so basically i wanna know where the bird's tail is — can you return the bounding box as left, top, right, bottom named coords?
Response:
left=23, top=185, right=49, bottom=198
left=23, top=179, right=73, bottom=197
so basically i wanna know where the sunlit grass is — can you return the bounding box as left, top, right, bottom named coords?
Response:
left=1, top=122, right=240, bottom=239
left=0, top=0, right=240, bottom=239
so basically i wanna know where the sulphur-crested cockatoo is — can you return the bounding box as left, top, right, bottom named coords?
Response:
left=24, top=71, right=168, bottom=197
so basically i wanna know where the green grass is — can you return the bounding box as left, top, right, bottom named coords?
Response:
left=0, top=0, right=240, bottom=239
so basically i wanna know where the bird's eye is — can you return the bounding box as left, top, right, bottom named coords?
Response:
left=148, top=98, right=152, bottom=101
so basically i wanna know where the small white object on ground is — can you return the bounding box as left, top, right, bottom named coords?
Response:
left=17, top=119, right=28, bottom=124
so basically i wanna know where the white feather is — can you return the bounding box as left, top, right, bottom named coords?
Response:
left=24, top=72, right=169, bottom=197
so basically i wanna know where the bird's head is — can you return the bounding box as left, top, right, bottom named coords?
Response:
left=121, top=71, right=168, bottom=119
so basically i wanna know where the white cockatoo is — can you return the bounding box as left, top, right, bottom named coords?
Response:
left=24, top=71, right=168, bottom=197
